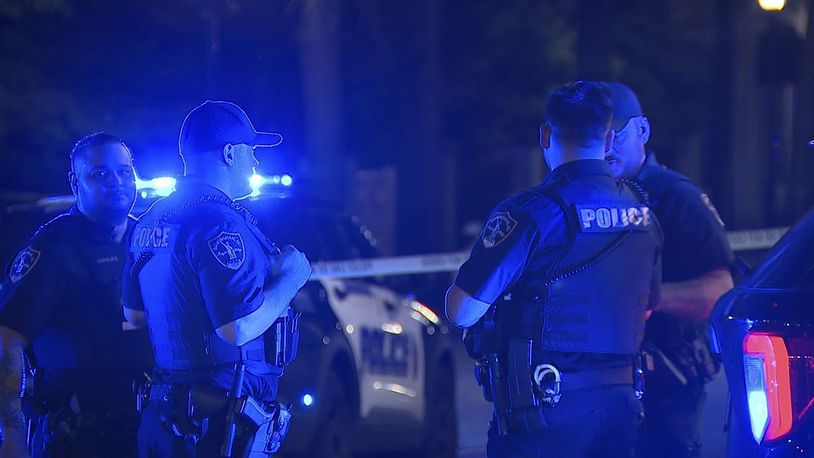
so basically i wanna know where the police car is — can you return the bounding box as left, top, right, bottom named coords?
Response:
left=242, top=197, right=458, bottom=458
left=0, top=180, right=459, bottom=458
left=710, top=208, right=814, bottom=457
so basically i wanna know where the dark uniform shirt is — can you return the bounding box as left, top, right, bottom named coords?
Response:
left=0, top=206, right=153, bottom=409
left=124, top=177, right=280, bottom=400
left=455, top=159, right=662, bottom=369
left=637, top=152, right=734, bottom=347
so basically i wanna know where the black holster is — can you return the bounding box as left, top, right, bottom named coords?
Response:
left=33, top=404, right=99, bottom=458
left=157, top=383, right=291, bottom=457
left=643, top=336, right=719, bottom=391
left=264, top=308, right=301, bottom=367
left=479, top=339, right=546, bottom=437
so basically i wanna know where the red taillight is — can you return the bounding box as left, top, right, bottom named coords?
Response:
left=743, top=332, right=814, bottom=444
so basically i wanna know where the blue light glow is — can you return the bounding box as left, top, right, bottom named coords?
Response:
left=137, top=173, right=292, bottom=199
left=302, top=393, right=314, bottom=407
left=248, top=173, right=294, bottom=196
left=249, top=173, right=264, bottom=197
left=744, top=355, right=769, bottom=442
left=249, top=173, right=264, bottom=189
left=136, top=176, right=176, bottom=197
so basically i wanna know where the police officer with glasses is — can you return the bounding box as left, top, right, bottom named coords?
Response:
left=602, top=82, right=734, bottom=458
left=447, top=81, right=663, bottom=458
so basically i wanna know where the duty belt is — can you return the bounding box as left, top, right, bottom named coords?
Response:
left=147, top=383, right=175, bottom=403
left=557, top=365, right=633, bottom=391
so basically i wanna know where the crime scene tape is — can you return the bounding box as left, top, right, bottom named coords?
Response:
left=309, top=227, right=790, bottom=280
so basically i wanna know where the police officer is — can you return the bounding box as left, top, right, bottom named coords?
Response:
left=0, top=133, right=154, bottom=458
left=446, top=81, right=663, bottom=458
left=602, top=82, right=734, bottom=458
left=123, top=100, right=311, bottom=457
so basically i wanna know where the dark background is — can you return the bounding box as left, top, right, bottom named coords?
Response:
left=1, top=0, right=813, bottom=256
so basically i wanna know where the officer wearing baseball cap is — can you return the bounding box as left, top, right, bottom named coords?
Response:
left=447, top=82, right=664, bottom=457
left=602, top=82, right=734, bottom=458
left=124, top=100, right=311, bottom=457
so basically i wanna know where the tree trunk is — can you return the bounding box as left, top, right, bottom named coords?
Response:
left=297, top=0, right=346, bottom=201
left=703, top=0, right=736, bottom=224
left=791, top=1, right=814, bottom=216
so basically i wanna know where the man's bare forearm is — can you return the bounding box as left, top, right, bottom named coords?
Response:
left=655, top=268, right=734, bottom=321
left=0, top=327, right=29, bottom=457
left=216, top=274, right=301, bottom=347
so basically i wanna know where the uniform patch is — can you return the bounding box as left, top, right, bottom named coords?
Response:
left=700, top=193, right=725, bottom=228
left=481, top=212, right=518, bottom=248
left=9, top=247, right=41, bottom=283
left=576, top=204, right=651, bottom=233
left=208, top=231, right=245, bottom=270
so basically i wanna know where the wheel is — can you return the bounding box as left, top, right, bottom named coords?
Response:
left=308, top=371, right=355, bottom=458
left=421, top=363, right=458, bottom=458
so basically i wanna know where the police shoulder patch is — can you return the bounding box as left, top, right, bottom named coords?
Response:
left=207, top=231, right=245, bottom=270
left=699, top=193, right=725, bottom=228
left=481, top=212, right=518, bottom=248
left=9, top=247, right=42, bottom=283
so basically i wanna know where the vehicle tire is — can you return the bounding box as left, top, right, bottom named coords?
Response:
left=421, top=362, right=458, bottom=458
left=308, top=370, right=355, bottom=458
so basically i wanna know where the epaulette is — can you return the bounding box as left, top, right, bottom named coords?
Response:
left=30, top=213, right=80, bottom=244
left=638, top=164, right=693, bottom=200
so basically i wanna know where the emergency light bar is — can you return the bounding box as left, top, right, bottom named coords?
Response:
left=135, top=173, right=293, bottom=199
left=135, top=176, right=176, bottom=198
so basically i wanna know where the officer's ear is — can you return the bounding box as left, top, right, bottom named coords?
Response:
left=539, top=124, right=552, bottom=150
left=222, top=143, right=236, bottom=166
left=68, top=170, right=79, bottom=196
left=639, top=117, right=651, bottom=145
left=603, top=128, right=614, bottom=154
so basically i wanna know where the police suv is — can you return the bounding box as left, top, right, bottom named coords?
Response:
left=710, top=208, right=814, bottom=457
left=0, top=185, right=459, bottom=458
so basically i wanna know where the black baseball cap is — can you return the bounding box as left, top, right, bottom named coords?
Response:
left=179, top=100, right=283, bottom=155
left=602, top=82, right=644, bottom=132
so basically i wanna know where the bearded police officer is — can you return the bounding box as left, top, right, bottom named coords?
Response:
left=0, top=133, right=153, bottom=458
left=602, top=82, right=734, bottom=458
left=446, top=81, right=663, bottom=458
left=123, top=101, right=311, bottom=457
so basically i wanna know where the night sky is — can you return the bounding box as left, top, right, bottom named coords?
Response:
left=1, top=0, right=812, bottom=253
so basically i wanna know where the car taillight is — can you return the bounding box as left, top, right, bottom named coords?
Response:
left=743, top=332, right=814, bottom=444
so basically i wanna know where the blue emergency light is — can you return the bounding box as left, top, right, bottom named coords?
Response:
left=136, top=173, right=293, bottom=199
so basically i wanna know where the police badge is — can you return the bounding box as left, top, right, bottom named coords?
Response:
left=208, top=232, right=245, bottom=270
left=481, top=212, right=518, bottom=248
left=10, top=247, right=41, bottom=283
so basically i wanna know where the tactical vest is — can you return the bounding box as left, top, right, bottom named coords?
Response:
left=511, top=178, right=660, bottom=355
left=130, top=193, right=290, bottom=375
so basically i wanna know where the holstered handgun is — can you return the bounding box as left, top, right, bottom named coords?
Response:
left=484, top=339, right=546, bottom=437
